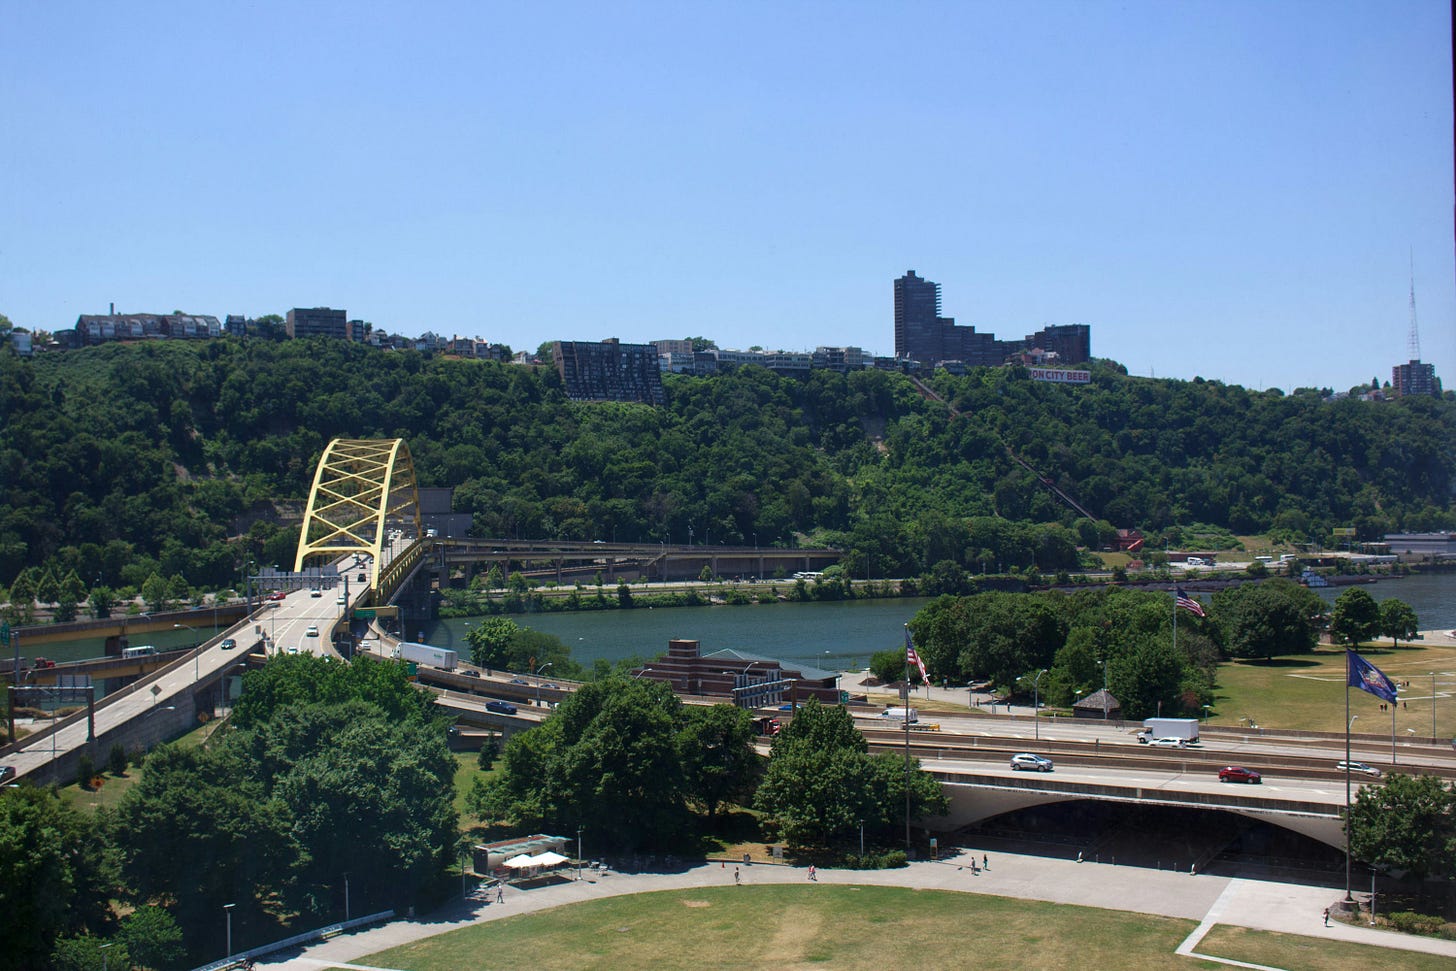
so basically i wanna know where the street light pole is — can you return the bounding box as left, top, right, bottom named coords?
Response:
left=577, top=825, right=583, bottom=881
left=223, top=903, right=235, bottom=962
left=535, top=662, right=553, bottom=707
left=174, top=624, right=199, bottom=681
left=1033, top=669, right=1047, bottom=741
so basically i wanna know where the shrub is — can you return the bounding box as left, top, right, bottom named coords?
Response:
left=108, top=743, right=128, bottom=776
left=840, top=849, right=908, bottom=870
left=75, top=753, right=95, bottom=788
left=1385, top=911, right=1446, bottom=936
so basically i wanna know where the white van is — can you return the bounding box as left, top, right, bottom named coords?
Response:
left=879, top=707, right=919, bottom=723
left=122, top=645, right=158, bottom=659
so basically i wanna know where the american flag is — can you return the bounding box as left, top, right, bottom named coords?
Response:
left=1175, top=587, right=1205, bottom=618
left=905, top=629, right=928, bottom=680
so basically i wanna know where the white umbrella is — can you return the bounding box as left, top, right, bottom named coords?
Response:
left=503, top=854, right=535, bottom=868
left=533, top=851, right=569, bottom=866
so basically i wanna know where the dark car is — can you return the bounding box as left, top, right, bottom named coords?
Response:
left=485, top=700, right=518, bottom=715
left=460, top=669, right=480, bottom=678
left=220, top=638, right=237, bottom=651
left=510, top=678, right=528, bottom=685
left=1218, top=765, right=1262, bottom=784
left=0, top=765, right=16, bottom=784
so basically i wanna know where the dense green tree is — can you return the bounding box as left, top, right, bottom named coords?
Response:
left=756, top=698, right=943, bottom=848
left=54, top=570, right=86, bottom=623
left=88, top=585, right=115, bottom=620
left=484, top=677, right=692, bottom=850
left=465, top=617, right=519, bottom=669
left=677, top=704, right=759, bottom=820
left=119, top=905, right=185, bottom=971
left=1347, top=773, right=1456, bottom=881
left=1378, top=598, right=1419, bottom=648
left=1210, top=578, right=1322, bottom=661
left=1330, top=588, right=1382, bottom=646
left=0, top=787, right=117, bottom=971
left=140, top=572, right=170, bottom=612
left=34, top=569, right=59, bottom=607
left=110, top=744, right=294, bottom=949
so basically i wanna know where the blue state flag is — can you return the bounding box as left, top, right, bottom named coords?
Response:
left=1346, top=650, right=1398, bottom=704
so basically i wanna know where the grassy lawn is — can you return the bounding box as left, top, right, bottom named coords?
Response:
left=1197, top=924, right=1456, bottom=971
left=1210, top=643, right=1456, bottom=736
left=58, top=715, right=229, bottom=812
left=362, top=886, right=1209, bottom=971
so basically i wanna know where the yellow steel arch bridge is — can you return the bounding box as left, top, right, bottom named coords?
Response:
left=294, top=438, right=422, bottom=588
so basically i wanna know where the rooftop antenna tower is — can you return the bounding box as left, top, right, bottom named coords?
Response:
left=1407, top=250, right=1421, bottom=361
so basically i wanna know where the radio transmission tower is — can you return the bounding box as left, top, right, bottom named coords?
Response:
left=1407, top=251, right=1421, bottom=361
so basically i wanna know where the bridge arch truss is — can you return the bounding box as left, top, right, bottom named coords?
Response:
left=294, top=438, right=422, bottom=588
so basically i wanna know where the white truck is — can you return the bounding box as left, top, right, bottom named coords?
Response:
left=396, top=641, right=458, bottom=671
left=1137, top=717, right=1199, bottom=744
left=879, top=707, right=919, bottom=723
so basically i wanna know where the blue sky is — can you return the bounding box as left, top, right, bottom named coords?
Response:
left=4, top=1, right=1452, bottom=393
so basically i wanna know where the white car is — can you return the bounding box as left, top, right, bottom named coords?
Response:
left=286, top=645, right=299, bottom=655
left=1336, top=760, right=1382, bottom=777
left=305, top=625, right=319, bottom=637
left=1151, top=737, right=1187, bottom=749
left=1010, top=753, right=1054, bottom=772
left=336, top=594, right=347, bottom=606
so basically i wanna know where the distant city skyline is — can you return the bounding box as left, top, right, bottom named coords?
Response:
left=4, top=3, right=1452, bottom=394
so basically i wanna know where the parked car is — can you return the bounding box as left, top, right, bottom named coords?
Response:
left=1010, top=753, right=1054, bottom=772
left=1218, top=766, right=1262, bottom=784
left=220, top=638, right=237, bottom=651
left=1336, top=760, right=1382, bottom=777
left=1151, top=737, right=1187, bottom=749
left=485, top=700, right=518, bottom=715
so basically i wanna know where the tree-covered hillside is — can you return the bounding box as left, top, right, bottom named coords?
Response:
left=1, top=339, right=1452, bottom=590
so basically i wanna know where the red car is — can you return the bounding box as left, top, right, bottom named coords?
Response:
left=266, top=591, right=287, bottom=602
left=1218, top=766, right=1262, bottom=784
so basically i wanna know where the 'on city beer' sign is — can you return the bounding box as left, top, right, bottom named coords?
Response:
left=1028, top=367, right=1091, bottom=385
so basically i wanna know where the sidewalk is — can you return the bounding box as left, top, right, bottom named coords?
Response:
left=256, top=848, right=1456, bottom=969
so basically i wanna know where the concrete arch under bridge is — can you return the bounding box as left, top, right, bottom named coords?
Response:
left=930, top=776, right=1346, bottom=852
left=295, top=438, right=422, bottom=589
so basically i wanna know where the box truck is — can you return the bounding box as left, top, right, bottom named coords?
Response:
left=879, top=707, right=919, bottom=723
left=396, top=642, right=458, bottom=671
left=1137, top=717, right=1199, bottom=744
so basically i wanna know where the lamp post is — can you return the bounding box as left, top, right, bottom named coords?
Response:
left=534, top=662, right=553, bottom=707
left=1032, top=669, right=1047, bottom=741
left=99, top=942, right=112, bottom=971
left=223, top=903, right=235, bottom=961
left=1432, top=671, right=1438, bottom=740
left=174, top=624, right=199, bottom=681
left=345, top=871, right=351, bottom=920
left=1201, top=705, right=1212, bottom=724
left=577, top=825, right=584, bottom=881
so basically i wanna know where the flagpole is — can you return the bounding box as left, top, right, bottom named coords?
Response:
left=902, top=626, right=911, bottom=852
left=1344, top=650, right=1353, bottom=903
left=1172, top=586, right=1178, bottom=657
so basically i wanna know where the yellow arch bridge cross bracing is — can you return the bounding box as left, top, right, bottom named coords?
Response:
left=294, top=438, right=422, bottom=589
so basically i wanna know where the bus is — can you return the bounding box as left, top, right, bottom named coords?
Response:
left=121, top=645, right=158, bottom=659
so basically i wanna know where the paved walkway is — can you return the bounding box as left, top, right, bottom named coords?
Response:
left=257, top=848, right=1456, bottom=969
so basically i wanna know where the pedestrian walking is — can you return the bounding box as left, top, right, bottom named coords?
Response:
left=808, top=865, right=817, bottom=882
left=983, top=854, right=989, bottom=870
left=496, top=885, right=504, bottom=904
left=734, top=867, right=741, bottom=885
left=1323, top=908, right=1330, bottom=927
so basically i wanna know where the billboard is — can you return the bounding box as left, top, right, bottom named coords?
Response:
left=1028, top=367, right=1091, bottom=385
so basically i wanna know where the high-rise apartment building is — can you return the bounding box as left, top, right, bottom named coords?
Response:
left=1025, top=324, right=1091, bottom=365
left=1391, top=360, right=1441, bottom=397
left=553, top=339, right=667, bottom=405
left=286, top=307, right=347, bottom=339
left=893, top=270, right=951, bottom=364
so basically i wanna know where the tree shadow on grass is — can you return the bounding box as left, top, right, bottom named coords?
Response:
left=1231, top=657, right=1322, bottom=668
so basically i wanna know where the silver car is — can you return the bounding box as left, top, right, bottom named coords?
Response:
left=1010, top=753, right=1054, bottom=772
